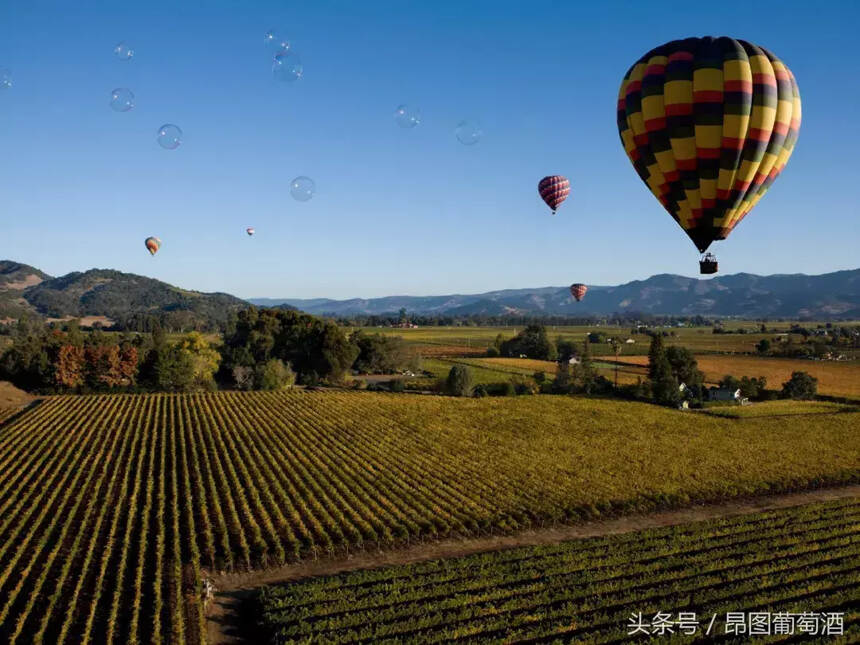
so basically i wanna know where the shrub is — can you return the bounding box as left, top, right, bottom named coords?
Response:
left=533, top=371, right=546, bottom=384
left=388, top=378, right=406, bottom=393
left=256, top=359, right=295, bottom=391
left=472, top=384, right=488, bottom=398
left=485, top=346, right=500, bottom=358
left=445, top=365, right=473, bottom=397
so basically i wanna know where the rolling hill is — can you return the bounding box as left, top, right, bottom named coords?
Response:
left=251, top=269, right=860, bottom=319
left=0, top=260, right=246, bottom=327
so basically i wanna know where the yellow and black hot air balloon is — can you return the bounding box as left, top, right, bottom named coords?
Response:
left=145, top=236, right=161, bottom=256
left=616, top=37, right=801, bottom=274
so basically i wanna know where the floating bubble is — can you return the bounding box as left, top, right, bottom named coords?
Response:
left=394, top=104, right=420, bottom=128
left=455, top=120, right=482, bottom=145
left=290, top=176, right=315, bottom=202
left=113, top=41, right=134, bottom=61
left=157, top=124, right=182, bottom=150
left=0, top=68, right=11, bottom=90
left=273, top=50, right=302, bottom=82
left=264, top=30, right=290, bottom=51
left=110, top=88, right=135, bottom=112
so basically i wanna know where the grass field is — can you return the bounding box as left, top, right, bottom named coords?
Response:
left=700, top=401, right=858, bottom=418
left=617, top=355, right=860, bottom=399
left=256, top=498, right=860, bottom=644
left=0, top=391, right=857, bottom=643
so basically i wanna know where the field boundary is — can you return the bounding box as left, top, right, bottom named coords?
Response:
left=205, top=484, right=860, bottom=644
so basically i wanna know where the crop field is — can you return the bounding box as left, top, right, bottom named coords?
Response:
left=701, top=400, right=857, bottom=419
left=366, top=325, right=819, bottom=356
left=617, top=355, right=860, bottom=399
left=0, top=391, right=857, bottom=643
left=256, top=498, right=860, bottom=644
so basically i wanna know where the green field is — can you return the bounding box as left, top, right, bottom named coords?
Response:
left=256, top=498, right=860, bottom=643
left=364, top=324, right=831, bottom=357
left=0, top=391, right=857, bottom=643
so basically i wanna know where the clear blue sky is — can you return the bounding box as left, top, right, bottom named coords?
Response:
left=1, top=0, right=858, bottom=299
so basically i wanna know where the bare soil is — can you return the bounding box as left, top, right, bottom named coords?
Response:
left=205, top=484, right=860, bottom=644
left=0, top=381, right=35, bottom=410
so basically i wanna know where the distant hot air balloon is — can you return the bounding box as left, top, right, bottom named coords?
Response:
left=538, top=175, right=570, bottom=214
left=144, top=236, right=161, bottom=256
left=570, top=283, right=587, bottom=302
left=246, top=227, right=255, bottom=236
left=616, top=37, right=801, bottom=274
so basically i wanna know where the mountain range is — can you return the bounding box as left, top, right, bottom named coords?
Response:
left=1, top=260, right=857, bottom=324
left=250, top=269, right=860, bottom=319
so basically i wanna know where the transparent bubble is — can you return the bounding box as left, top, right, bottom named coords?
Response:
left=113, top=41, right=134, bottom=61
left=290, top=176, right=315, bottom=202
left=455, top=120, right=482, bottom=145
left=394, top=104, right=420, bottom=128
left=157, top=124, right=182, bottom=150
left=264, top=30, right=290, bottom=51
left=0, top=68, right=11, bottom=90
left=273, top=50, right=302, bottom=82
left=110, top=88, right=135, bottom=112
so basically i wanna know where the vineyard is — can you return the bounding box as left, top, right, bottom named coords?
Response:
left=256, top=498, right=860, bottom=643
left=0, top=391, right=857, bottom=643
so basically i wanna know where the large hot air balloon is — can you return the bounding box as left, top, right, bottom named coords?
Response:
left=538, top=175, right=570, bottom=214
left=570, top=283, right=587, bottom=302
left=145, top=236, right=161, bottom=256
left=616, top=37, right=801, bottom=274
left=246, top=227, right=255, bottom=236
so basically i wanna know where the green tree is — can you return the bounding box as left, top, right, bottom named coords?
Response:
left=756, top=338, right=771, bottom=354
left=255, top=359, right=295, bottom=391
left=647, top=333, right=666, bottom=381
left=500, top=324, right=556, bottom=360
left=444, top=365, right=473, bottom=397
left=781, top=371, right=818, bottom=400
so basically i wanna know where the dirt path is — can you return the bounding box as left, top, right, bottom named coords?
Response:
left=205, top=484, right=860, bottom=644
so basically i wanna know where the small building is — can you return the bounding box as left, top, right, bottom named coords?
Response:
left=568, top=356, right=581, bottom=365
left=708, top=387, right=742, bottom=402
left=625, top=338, right=636, bottom=344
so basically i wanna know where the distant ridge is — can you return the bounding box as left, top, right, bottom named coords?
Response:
left=250, top=269, right=860, bottom=319
left=0, top=260, right=246, bottom=326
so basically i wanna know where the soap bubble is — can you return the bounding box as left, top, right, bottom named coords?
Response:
left=394, top=104, right=420, bottom=128
left=273, top=50, right=302, bottom=82
left=264, top=30, right=290, bottom=51
left=455, top=120, right=482, bottom=145
left=290, top=176, right=315, bottom=202
left=110, top=88, right=135, bottom=112
left=157, top=124, right=182, bottom=150
left=0, top=68, right=11, bottom=90
left=113, top=41, right=134, bottom=61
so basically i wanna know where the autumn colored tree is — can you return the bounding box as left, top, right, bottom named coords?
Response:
left=54, top=345, right=85, bottom=389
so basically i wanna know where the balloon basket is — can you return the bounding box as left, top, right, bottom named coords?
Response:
left=699, top=253, right=718, bottom=275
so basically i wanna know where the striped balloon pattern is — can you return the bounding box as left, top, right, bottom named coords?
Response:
left=145, top=236, right=161, bottom=256
left=617, top=37, right=801, bottom=253
left=570, top=283, right=587, bottom=302
left=538, top=175, right=570, bottom=213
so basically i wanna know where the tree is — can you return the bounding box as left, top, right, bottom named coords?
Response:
left=664, top=346, right=704, bottom=389
left=232, top=365, right=254, bottom=390
left=445, top=365, right=473, bottom=397
left=648, top=335, right=680, bottom=406
left=756, top=338, right=771, bottom=354
left=647, top=333, right=666, bottom=381
left=54, top=345, right=85, bottom=389
left=398, top=307, right=408, bottom=325
left=175, top=332, right=221, bottom=390
left=781, top=371, right=818, bottom=400
left=571, top=340, right=597, bottom=393
left=351, top=332, right=413, bottom=374
left=499, top=324, right=556, bottom=360
left=739, top=376, right=767, bottom=399
left=255, top=359, right=295, bottom=390
left=556, top=338, right=577, bottom=363
left=719, top=375, right=742, bottom=391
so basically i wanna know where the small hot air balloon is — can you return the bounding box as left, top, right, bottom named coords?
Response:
left=570, top=283, right=587, bottom=302
left=144, top=236, right=161, bottom=256
left=246, top=227, right=255, bottom=236
left=538, top=175, right=570, bottom=214
left=616, top=37, right=801, bottom=274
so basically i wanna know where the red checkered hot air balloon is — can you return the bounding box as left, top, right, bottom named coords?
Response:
left=570, top=283, right=587, bottom=302
left=538, top=175, right=570, bottom=214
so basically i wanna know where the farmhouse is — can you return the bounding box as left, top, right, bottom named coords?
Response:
left=708, top=387, right=742, bottom=402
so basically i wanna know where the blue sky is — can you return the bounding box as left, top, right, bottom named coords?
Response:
left=1, top=0, right=858, bottom=299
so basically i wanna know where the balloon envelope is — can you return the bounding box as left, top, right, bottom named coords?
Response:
left=144, top=236, right=161, bottom=256
left=570, top=283, right=587, bottom=302
left=246, top=227, right=255, bottom=236
left=616, top=37, right=801, bottom=253
left=538, top=176, right=570, bottom=213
